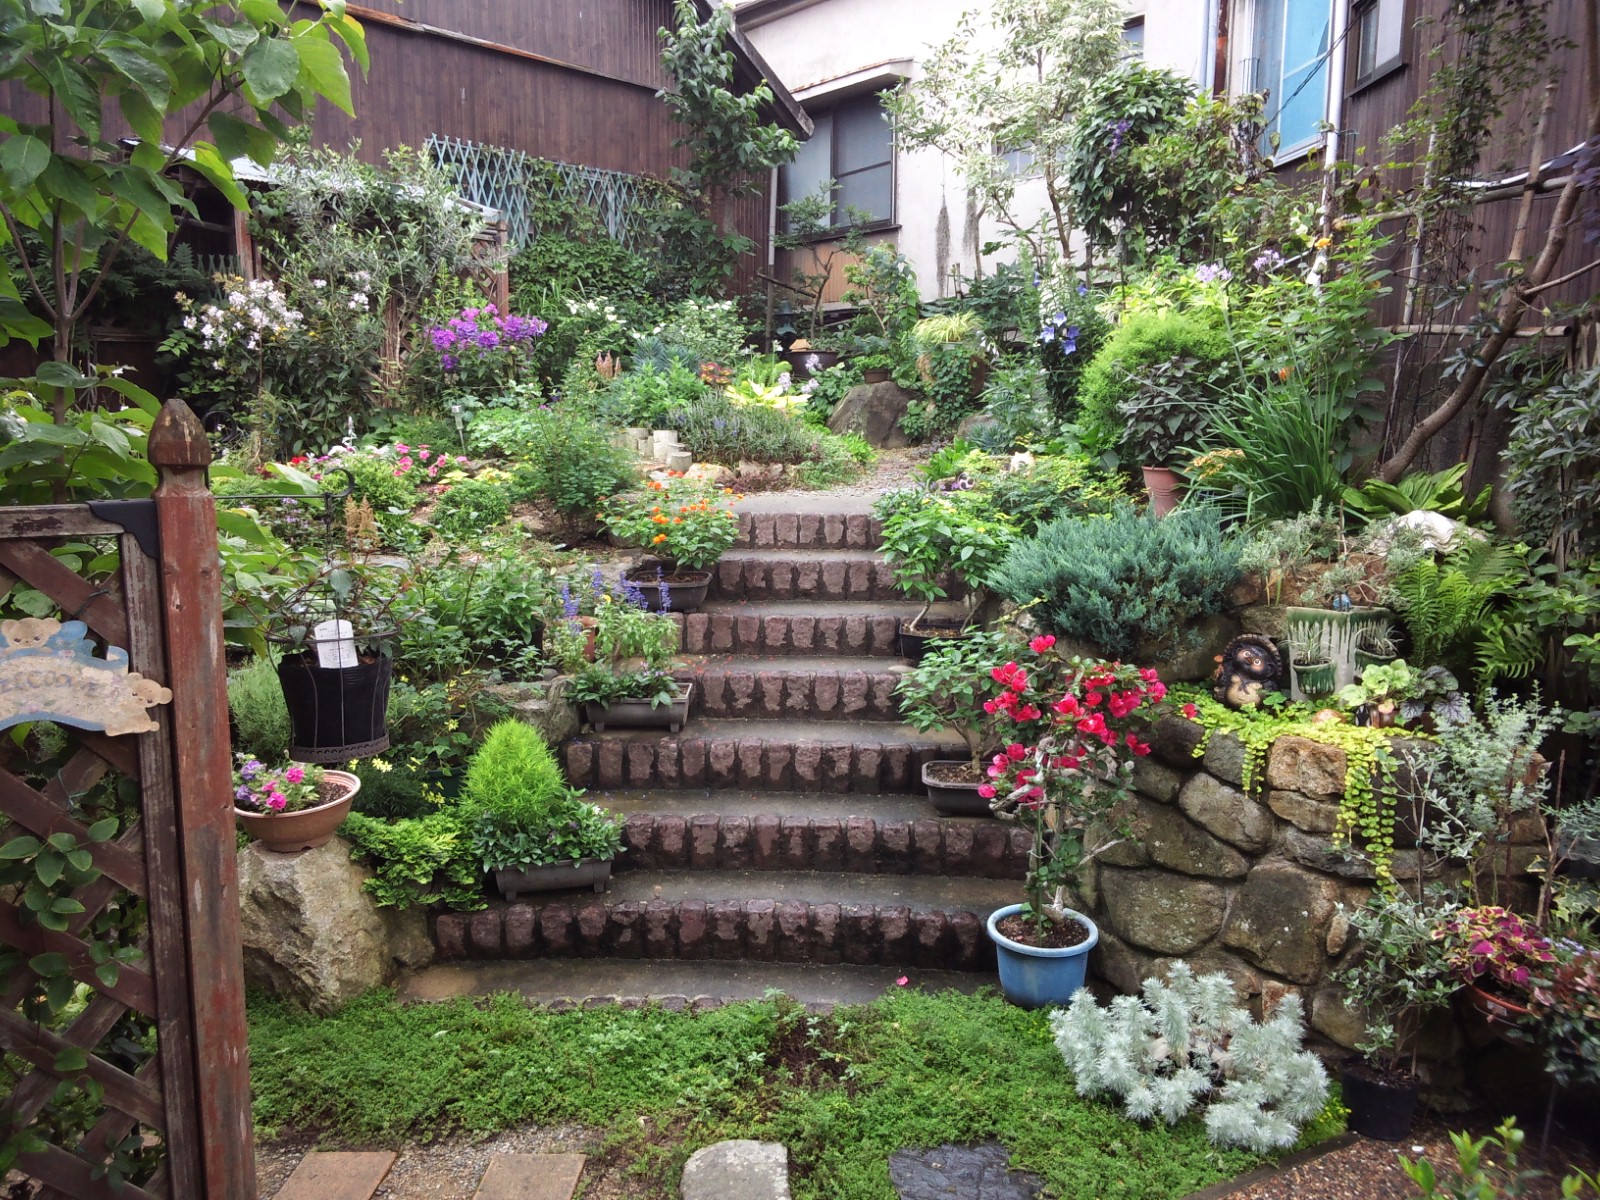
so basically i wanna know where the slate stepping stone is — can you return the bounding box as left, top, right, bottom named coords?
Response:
left=682, top=1140, right=791, bottom=1199
left=474, top=1152, right=586, bottom=1200
left=273, top=1151, right=395, bottom=1200
left=888, top=1142, right=1043, bottom=1199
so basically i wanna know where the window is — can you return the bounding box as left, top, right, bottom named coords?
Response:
left=1250, top=0, right=1332, bottom=156
left=780, top=92, right=894, bottom=233
left=1122, top=17, right=1146, bottom=62
left=1350, top=0, right=1406, bottom=90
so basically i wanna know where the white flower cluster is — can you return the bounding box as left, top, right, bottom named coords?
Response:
left=180, top=276, right=303, bottom=357
left=563, top=297, right=627, bottom=327
left=1051, top=962, right=1329, bottom=1154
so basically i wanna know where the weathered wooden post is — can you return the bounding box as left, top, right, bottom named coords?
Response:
left=149, top=399, right=257, bottom=1199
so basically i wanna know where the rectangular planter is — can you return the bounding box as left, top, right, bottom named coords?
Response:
left=584, top=683, right=694, bottom=733
left=493, top=857, right=613, bottom=901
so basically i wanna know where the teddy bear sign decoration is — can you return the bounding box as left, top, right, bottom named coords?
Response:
left=0, top=617, right=173, bottom=737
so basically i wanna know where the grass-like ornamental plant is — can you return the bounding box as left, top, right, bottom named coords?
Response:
left=600, top=476, right=741, bottom=570
left=1052, top=962, right=1330, bottom=1154
left=990, top=505, right=1239, bottom=659
left=461, top=719, right=622, bottom=872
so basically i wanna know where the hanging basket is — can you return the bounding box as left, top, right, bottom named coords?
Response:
left=275, top=640, right=395, bottom=763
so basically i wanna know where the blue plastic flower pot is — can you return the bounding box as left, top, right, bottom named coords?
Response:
left=986, top=903, right=1098, bottom=1010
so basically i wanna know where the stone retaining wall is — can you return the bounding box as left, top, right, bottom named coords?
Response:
left=1080, top=717, right=1543, bottom=1070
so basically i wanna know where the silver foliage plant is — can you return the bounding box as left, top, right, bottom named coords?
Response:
left=1051, top=963, right=1329, bottom=1153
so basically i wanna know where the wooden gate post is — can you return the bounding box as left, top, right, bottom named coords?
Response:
left=149, top=399, right=257, bottom=1200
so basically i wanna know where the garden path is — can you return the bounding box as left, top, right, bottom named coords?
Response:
left=403, top=470, right=1029, bottom=1007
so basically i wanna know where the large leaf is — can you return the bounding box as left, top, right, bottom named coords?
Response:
left=240, top=36, right=300, bottom=103
left=39, top=58, right=101, bottom=143
left=38, top=156, right=103, bottom=217
left=118, top=88, right=163, bottom=145
left=199, top=17, right=260, bottom=54
left=185, top=142, right=248, bottom=210
left=208, top=111, right=277, bottom=167
left=0, top=134, right=50, bottom=190
left=325, top=11, right=369, bottom=74
left=293, top=32, right=354, bottom=115
left=100, top=44, right=173, bottom=105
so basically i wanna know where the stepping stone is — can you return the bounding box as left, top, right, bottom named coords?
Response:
left=889, top=1142, right=1042, bottom=1199
left=682, top=1140, right=790, bottom=1200
left=273, top=1151, right=395, bottom=1200
left=474, top=1152, right=586, bottom=1200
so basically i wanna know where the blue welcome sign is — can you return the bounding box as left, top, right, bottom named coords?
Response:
left=0, top=618, right=172, bottom=737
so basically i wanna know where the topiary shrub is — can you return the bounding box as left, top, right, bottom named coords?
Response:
left=429, top=479, right=511, bottom=539
left=1076, top=310, right=1233, bottom=457
left=991, top=505, right=1239, bottom=658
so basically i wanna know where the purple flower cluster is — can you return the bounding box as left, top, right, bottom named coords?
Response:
left=1194, top=262, right=1234, bottom=285
left=618, top=575, right=649, bottom=611
left=1252, top=248, right=1285, bottom=274
left=427, top=304, right=548, bottom=373
left=1106, top=118, right=1133, bottom=156
left=1038, top=311, right=1080, bottom=354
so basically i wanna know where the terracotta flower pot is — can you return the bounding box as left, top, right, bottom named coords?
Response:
left=1141, top=465, right=1185, bottom=516
left=235, top=769, right=360, bottom=853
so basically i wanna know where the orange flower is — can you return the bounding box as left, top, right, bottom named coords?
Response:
left=652, top=514, right=669, bottom=524
left=1276, top=366, right=1292, bottom=382
left=652, top=533, right=668, bottom=544
left=672, top=517, right=683, bottom=524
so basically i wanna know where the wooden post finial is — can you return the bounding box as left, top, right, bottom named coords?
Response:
left=148, top=399, right=213, bottom=471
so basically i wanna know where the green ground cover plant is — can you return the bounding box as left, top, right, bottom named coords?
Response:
left=249, top=987, right=1333, bottom=1198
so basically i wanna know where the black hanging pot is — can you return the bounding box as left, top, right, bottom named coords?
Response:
left=275, top=639, right=394, bottom=763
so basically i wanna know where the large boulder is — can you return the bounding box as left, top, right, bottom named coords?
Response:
left=237, top=837, right=431, bottom=1013
left=1099, top=867, right=1226, bottom=955
left=826, top=382, right=915, bottom=448
left=1220, top=863, right=1340, bottom=984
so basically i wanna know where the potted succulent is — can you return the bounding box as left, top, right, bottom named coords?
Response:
left=599, top=476, right=741, bottom=613
left=271, top=560, right=411, bottom=763
left=232, top=754, right=360, bottom=853
left=896, top=628, right=1026, bottom=816
left=873, top=487, right=1017, bottom=659
left=1333, top=893, right=1460, bottom=1140
left=463, top=719, right=623, bottom=900
left=979, top=655, right=1170, bottom=1008
left=1287, top=631, right=1336, bottom=700
left=551, top=579, right=691, bottom=732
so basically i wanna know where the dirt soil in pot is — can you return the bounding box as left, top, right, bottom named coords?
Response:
left=995, top=914, right=1090, bottom=950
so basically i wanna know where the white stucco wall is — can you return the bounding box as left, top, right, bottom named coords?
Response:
left=736, top=0, right=1216, bottom=300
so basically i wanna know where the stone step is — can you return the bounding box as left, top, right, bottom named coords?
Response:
left=680, top=600, right=947, bottom=657
left=563, top=718, right=968, bottom=792
left=679, top=655, right=911, bottom=722
left=596, top=791, right=1026, bottom=879
left=401, top=957, right=990, bottom=1010
left=432, top=870, right=1015, bottom=970
left=733, top=508, right=884, bottom=551
left=711, top=548, right=905, bottom=603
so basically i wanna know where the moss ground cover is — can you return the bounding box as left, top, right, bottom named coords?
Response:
left=250, top=987, right=1340, bottom=1198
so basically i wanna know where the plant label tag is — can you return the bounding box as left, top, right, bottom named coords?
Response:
left=313, top=619, right=358, bottom=669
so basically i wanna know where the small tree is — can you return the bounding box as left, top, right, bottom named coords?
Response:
left=0, top=0, right=368, bottom=420
left=655, top=0, right=797, bottom=296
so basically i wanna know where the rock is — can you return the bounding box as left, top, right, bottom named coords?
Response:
left=1220, top=863, right=1340, bottom=984
left=1099, top=867, right=1226, bottom=955
left=665, top=449, right=694, bottom=473
left=955, top=412, right=1001, bottom=443
left=827, top=381, right=915, bottom=448
left=1140, top=801, right=1250, bottom=879
left=737, top=461, right=787, bottom=485
left=888, top=1141, right=1043, bottom=1200
left=1310, top=982, right=1366, bottom=1050
left=1091, top=928, right=1154, bottom=995
left=1178, top=773, right=1275, bottom=852
left=1147, top=714, right=1205, bottom=769
left=686, top=462, right=737, bottom=486
left=1131, top=758, right=1183, bottom=804
left=1265, top=736, right=1348, bottom=799
left=490, top=678, right=579, bottom=747
left=1147, top=614, right=1239, bottom=683
left=237, top=838, right=403, bottom=1013
left=1267, top=789, right=1341, bottom=835
left=1239, top=605, right=1289, bottom=640
left=1372, top=510, right=1485, bottom=553
left=681, top=1140, right=790, bottom=1200
left=1201, top=733, right=1247, bottom=786
left=1325, top=906, right=1351, bottom=957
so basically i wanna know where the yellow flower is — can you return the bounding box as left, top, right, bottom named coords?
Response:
left=1314, top=236, right=1332, bottom=250
left=369, top=758, right=393, bottom=773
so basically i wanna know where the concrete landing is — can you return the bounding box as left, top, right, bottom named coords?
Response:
left=474, top=1153, right=585, bottom=1200
left=400, top=959, right=989, bottom=1008
left=682, top=1141, right=790, bottom=1200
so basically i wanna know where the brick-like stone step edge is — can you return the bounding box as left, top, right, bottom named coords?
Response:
left=734, top=511, right=884, bottom=551
left=708, top=555, right=962, bottom=604
left=681, top=610, right=903, bottom=657
left=565, top=735, right=963, bottom=793
left=615, top=812, right=1029, bottom=879
left=435, top=898, right=998, bottom=972
left=687, top=664, right=905, bottom=722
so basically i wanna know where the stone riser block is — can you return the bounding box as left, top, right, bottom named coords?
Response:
left=435, top=899, right=996, bottom=971
left=680, top=612, right=902, bottom=657
left=690, top=666, right=905, bottom=722
left=708, top=556, right=962, bottom=604
left=734, top=511, right=884, bottom=550
left=563, top=735, right=961, bottom=792
left=614, top=813, right=1029, bottom=879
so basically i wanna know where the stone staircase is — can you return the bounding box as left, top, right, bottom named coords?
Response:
left=424, top=499, right=1018, bottom=1002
